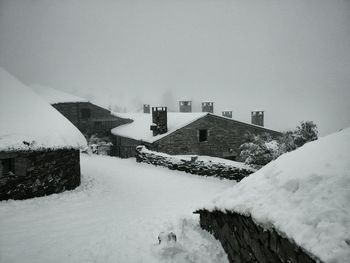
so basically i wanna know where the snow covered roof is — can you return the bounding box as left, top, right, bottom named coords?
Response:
left=0, top=68, right=87, bottom=151
left=111, top=112, right=207, bottom=143
left=203, top=128, right=350, bottom=263
left=31, top=84, right=88, bottom=104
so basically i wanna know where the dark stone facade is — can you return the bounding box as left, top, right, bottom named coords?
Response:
left=113, top=114, right=281, bottom=159
left=135, top=146, right=254, bottom=181
left=52, top=102, right=131, bottom=138
left=152, top=115, right=281, bottom=159
left=0, top=149, right=81, bottom=201
left=197, top=210, right=322, bottom=263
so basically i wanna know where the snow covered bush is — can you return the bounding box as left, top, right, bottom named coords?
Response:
left=239, top=132, right=280, bottom=167
left=239, top=121, right=318, bottom=167
left=293, top=121, right=318, bottom=147
left=277, top=130, right=297, bottom=154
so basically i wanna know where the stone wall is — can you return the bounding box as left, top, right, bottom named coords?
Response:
left=52, top=102, right=131, bottom=137
left=0, top=149, right=81, bottom=201
left=153, top=114, right=281, bottom=160
left=197, top=210, right=322, bottom=263
left=135, top=146, right=254, bottom=181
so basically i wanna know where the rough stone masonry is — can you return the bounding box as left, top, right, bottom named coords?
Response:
left=0, top=148, right=81, bottom=200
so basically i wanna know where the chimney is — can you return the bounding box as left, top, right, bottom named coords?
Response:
left=179, top=101, right=192, bottom=112
left=202, top=102, right=214, bottom=113
left=143, top=104, right=150, bottom=113
left=150, top=107, right=168, bottom=136
left=222, top=111, right=232, bottom=118
left=251, top=111, right=264, bottom=126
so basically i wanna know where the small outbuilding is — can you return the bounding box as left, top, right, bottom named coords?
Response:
left=111, top=107, right=281, bottom=159
left=0, top=69, right=87, bottom=200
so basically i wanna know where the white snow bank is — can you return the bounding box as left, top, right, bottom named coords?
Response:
left=30, top=84, right=87, bottom=104
left=0, top=68, right=87, bottom=151
left=204, top=128, right=350, bottom=263
left=112, top=112, right=207, bottom=143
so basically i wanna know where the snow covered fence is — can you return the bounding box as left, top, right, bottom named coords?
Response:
left=196, top=210, right=321, bottom=263
left=135, top=146, right=255, bottom=181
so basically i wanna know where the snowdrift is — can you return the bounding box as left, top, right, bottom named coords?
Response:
left=204, top=128, right=350, bottom=263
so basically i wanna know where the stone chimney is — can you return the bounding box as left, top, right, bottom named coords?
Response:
left=222, top=111, right=232, bottom=118
left=179, top=101, right=192, bottom=112
left=202, top=102, right=214, bottom=113
left=251, top=111, right=264, bottom=126
left=143, top=104, right=150, bottom=114
left=150, top=107, right=168, bottom=136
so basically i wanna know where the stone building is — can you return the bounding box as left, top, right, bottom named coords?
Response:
left=111, top=109, right=281, bottom=159
left=0, top=69, right=87, bottom=200
left=32, top=85, right=131, bottom=138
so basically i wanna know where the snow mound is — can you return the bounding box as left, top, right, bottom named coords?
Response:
left=0, top=68, right=87, bottom=151
left=111, top=112, right=207, bottom=143
left=152, top=218, right=228, bottom=263
left=30, top=84, right=87, bottom=104
left=204, top=127, right=350, bottom=263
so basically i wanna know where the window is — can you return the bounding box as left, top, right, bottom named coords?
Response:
left=1, top=158, right=15, bottom=176
left=81, top=108, right=91, bottom=119
left=199, top=129, right=208, bottom=142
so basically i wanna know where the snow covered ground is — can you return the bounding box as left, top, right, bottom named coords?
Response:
left=0, top=154, right=232, bottom=263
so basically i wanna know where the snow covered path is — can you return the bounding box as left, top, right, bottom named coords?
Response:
left=0, top=154, right=233, bottom=263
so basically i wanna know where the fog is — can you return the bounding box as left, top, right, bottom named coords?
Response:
left=1, top=0, right=350, bottom=135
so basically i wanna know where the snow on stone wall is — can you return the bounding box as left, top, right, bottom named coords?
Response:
left=136, top=146, right=255, bottom=181
left=202, top=127, right=350, bottom=263
left=197, top=210, right=321, bottom=263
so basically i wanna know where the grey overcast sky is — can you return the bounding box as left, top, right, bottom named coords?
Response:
left=1, top=0, right=349, bottom=136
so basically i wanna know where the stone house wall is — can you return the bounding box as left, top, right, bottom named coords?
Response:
left=197, top=210, right=321, bottom=263
left=153, top=115, right=281, bottom=160
left=0, top=149, right=81, bottom=200
left=112, top=114, right=281, bottom=159
left=52, top=102, right=131, bottom=138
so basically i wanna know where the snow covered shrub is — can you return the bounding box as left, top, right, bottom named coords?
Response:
left=239, top=132, right=280, bottom=167
left=239, top=121, right=318, bottom=167
left=277, top=121, right=318, bottom=154
left=277, top=130, right=297, bottom=154
left=293, top=121, right=318, bottom=148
